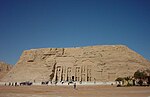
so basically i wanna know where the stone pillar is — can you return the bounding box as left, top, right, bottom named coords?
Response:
left=87, top=65, right=92, bottom=82
left=65, top=66, right=68, bottom=81
left=75, top=66, right=81, bottom=81
left=62, top=66, right=66, bottom=81
left=85, top=65, right=87, bottom=82
left=52, top=67, right=57, bottom=82
left=59, top=66, right=62, bottom=82
left=91, top=66, right=94, bottom=81
left=66, top=67, right=72, bottom=82
left=79, top=66, right=81, bottom=81
left=81, top=65, right=86, bottom=82
left=72, top=66, right=75, bottom=81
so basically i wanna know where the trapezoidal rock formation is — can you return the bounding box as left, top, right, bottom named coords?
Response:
left=1, top=45, right=150, bottom=82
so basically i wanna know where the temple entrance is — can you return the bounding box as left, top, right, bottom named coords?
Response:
left=72, top=76, right=74, bottom=81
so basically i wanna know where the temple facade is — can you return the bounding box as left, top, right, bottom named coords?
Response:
left=53, top=65, right=93, bottom=82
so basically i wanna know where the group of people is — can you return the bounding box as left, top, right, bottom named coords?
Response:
left=4, top=81, right=33, bottom=86
left=5, top=82, right=18, bottom=86
left=4, top=81, right=77, bottom=89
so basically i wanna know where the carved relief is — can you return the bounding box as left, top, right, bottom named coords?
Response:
left=75, top=67, right=80, bottom=81
left=45, top=58, right=56, bottom=69
left=55, top=66, right=61, bottom=82
left=87, top=65, right=92, bottom=81
left=61, top=66, right=66, bottom=81
left=81, top=66, right=86, bottom=81
left=45, top=58, right=56, bottom=81
left=43, top=49, right=51, bottom=55
left=27, top=50, right=36, bottom=62
left=56, top=48, right=64, bottom=57
left=67, top=67, right=72, bottom=81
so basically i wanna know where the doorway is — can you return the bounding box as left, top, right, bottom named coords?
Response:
left=72, top=76, right=74, bottom=81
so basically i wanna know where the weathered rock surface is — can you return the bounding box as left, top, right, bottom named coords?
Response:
left=0, top=62, right=12, bottom=80
left=1, top=45, right=150, bottom=82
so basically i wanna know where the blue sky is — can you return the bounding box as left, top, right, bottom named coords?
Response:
left=0, top=0, right=150, bottom=65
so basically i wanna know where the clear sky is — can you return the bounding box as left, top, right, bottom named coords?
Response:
left=0, top=0, right=150, bottom=65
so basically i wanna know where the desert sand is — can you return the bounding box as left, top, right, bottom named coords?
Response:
left=0, top=85, right=150, bottom=97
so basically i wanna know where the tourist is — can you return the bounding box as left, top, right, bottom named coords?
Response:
left=15, top=82, right=17, bottom=86
left=12, top=83, right=14, bottom=86
left=8, top=82, right=11, bottom=86
left=80, top=81, right=82, bottom=84
left=94, top=78, right=96, bottom=84
left=61, top=81, right=64, bottom=84
left=74, top=83, right=76, bottom=89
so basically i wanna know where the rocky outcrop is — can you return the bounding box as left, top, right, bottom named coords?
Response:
left=0, top=62, right=13, bottom=80
left=1, top=45, right=150, bottom=82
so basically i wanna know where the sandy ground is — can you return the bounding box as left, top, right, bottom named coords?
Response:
left=0, top=85, right=150, bottom=97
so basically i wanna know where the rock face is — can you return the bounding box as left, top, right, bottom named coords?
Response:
left=1, top=45, right=150, bottom=82
left=0, top=62, right=12, bottom=80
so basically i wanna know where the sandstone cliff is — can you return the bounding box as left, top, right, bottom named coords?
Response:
left=1, top=45, right=150, bottom=82
left=0, top=62, right=12, bottom=80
